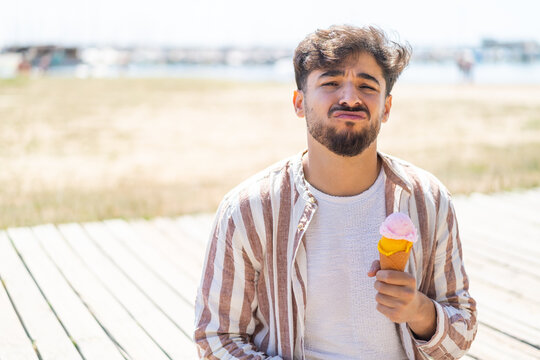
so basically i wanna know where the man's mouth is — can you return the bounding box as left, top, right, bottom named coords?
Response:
left=331, top=110, right=369, bottom=120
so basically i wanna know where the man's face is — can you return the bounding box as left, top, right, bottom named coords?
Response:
left=293, top=52, right=392, bottom=157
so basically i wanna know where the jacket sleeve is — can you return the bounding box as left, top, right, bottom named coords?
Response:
left=193, top=200, right=282, bottom=359
left=411, top=195, right=478, bottom=359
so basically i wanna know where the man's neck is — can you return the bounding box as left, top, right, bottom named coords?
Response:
left=302, top=135, right=381, bottom=197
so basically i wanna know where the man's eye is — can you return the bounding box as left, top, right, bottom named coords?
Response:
left=360, top=85, right=375, bottom=90
left=322, top=82, right=338, bottom=86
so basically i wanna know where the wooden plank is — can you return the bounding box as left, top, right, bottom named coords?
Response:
left=455, top=189, right=540, bottom=222
left=460, top=226, right=540, bottom=275
left=462, top=224, right=539, bottom=259
left=468, top=323, right=540, bottom=360
left=460, top=219, right=540, bottom=260
left=463, top=244, right=539, bottom=282
left=500, top=188, right=540, bottom=211
left=82, top=221, right=197, bottom=357
left=482, top=193, right=540, bottom=226
left=458, top=209, right=540, bottom=304
left=451, top=191, right=540, bottom=359
left=104, top=219, right=199, bottom=305
left=467, top=278, right=539, bottom=340
left=58, top=222, right=193, bottom=360
left=33, top=224, right=169, bottom=360
left=0, top=231, right=38, bottom=360
left=465, top=257, right=540, bottom=304
left=0, top=279, right=39, bottom=360
left=10, top=227, right=125, bottom=360
left=457, top=207, right=540, bottom=259
left=168, top=216, right=209, bottom=254
left=1, top=229, right=81, bottom=360
left=174, top=214, right=214, bottom=247
left=0, top=186, right=536, bottom=360
left=128, top=220, right=203, bottom=282
left=152, top=218, right=206, bottom=268
left=479, top=306, right=540, bottom=349
left=469, top=297, right=538, bottom=353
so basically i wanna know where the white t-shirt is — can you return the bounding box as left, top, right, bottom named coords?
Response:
left=304, top=169, right=407, bottom=359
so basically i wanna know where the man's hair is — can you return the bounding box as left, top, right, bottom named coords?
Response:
left=293, top=25, right=411, bottom=96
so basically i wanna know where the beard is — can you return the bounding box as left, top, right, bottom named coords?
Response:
left=306, top=104, right=382, bottom=157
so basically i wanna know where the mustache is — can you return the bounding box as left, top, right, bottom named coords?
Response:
left=328, top=104, right=370, bottom=118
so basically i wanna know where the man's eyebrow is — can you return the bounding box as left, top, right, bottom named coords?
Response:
left=318, top=70, right=344, bottom=78
left=318, top=70, right=380, bottom=86
left=357, top=72, right=380, bottom=86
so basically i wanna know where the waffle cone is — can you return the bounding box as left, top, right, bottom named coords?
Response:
left=379, top=250, right=410, bottom=271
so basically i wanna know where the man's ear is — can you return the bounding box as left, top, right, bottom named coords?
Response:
left=382, top=94, right=392, bottom=123
left=293, top=90, right=305, bottom=118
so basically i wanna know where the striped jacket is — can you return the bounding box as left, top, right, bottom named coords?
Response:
left=194, top=151, right=478, bottom=359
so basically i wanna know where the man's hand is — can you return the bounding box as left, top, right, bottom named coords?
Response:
left=368, top=260, right=437, bottom=341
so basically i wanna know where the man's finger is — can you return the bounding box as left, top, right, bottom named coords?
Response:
left=367, top=260, right=381, bottom=277
left=375, top=292, right=403, bottom=308
left=374, top=280, right=414, bottom=298
left=375, top=270, right=416, bottom=286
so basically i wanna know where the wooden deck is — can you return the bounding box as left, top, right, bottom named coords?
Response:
left=0, top=188, right=539, bottom=360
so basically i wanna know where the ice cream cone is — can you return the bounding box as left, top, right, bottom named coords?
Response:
left=379, top=250, right=410, bottom=271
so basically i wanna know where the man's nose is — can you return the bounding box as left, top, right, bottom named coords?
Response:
left=338, top=83, right=362, bottom=107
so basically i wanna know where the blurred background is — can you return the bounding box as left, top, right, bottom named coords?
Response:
left=1, top=0, right=539, bottom=228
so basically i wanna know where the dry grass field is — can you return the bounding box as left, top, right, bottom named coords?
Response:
left=1, top=77, right=539, bottom=228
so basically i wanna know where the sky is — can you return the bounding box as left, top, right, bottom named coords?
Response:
left=1, top=0, right=539, bottom=48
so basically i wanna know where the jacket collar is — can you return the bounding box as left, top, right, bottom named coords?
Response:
left=378, top=152, right=413, bottom=194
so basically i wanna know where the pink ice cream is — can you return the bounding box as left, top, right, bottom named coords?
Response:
left=379, top=212, right=418, bottom=243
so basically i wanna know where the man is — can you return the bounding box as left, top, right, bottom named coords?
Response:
left=194, top=25, right=477, bottom=359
